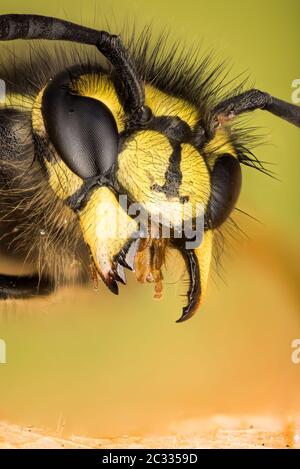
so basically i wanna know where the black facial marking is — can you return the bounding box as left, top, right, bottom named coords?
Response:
left=66, top=176, right=103, bottom=211
left=151, top=143, right=189, bottom=203
left=148, top=116, right=192, bottom=142
left=144, top=116, right=193, bottom=204
left=192, top=121, right=211, bottom=150
left=120, top=113, right=192, bottom=147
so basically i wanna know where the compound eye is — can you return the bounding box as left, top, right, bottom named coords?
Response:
left=42, top=75, right=119, bottom=179
left=206, top=153, right=242, bottom=228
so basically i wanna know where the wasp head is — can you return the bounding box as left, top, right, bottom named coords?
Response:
left=37, top=71, right=241, bottom=322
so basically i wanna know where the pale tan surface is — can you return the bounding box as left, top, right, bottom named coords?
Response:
left=1, top=416, right=300, bottom=449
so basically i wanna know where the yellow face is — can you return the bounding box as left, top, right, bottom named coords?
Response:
left=116, top=84, right=235, bottom=230
left=116, top=130, right=211, bottom=227
left=113, top=85, right=236, bottom=321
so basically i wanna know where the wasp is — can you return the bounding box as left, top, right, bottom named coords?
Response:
left=0, top=14, right=299, bottom=322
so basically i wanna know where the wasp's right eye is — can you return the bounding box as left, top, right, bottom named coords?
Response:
left=42, top=73, right=119, bottom=180
left=206, top=153, right=242, bottom=228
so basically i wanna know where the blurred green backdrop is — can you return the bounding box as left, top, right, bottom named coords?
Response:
left=0, top=0, right=299, bottom=437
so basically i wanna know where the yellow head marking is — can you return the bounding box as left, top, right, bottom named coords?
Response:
left=117, top=130, right=173, bottom=205
left=32, top=87, right=45, bottom=132
left=79, top=187, right=137, bottom=283
left=204, top=127, right=237, bottom=169
left=180, top=143, right=211, bottom=216
left=74, top=73, right=125, bottom=132
left=117, top=130, right=210, bottom=225
left=145, top=84, right=199, bottom=128
left=32, top=88, right=83, bottom=200
left=45, top=160, right=83, bottom=200
left=4, top=93, right=33, bottom=109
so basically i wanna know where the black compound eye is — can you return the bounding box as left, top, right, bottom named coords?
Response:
left=42, top=72, right=119, bottom=179
left=206, top=153, right=242, bottom=229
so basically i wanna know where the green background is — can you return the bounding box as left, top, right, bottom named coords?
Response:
left=0, top=0, right=299, bottom=437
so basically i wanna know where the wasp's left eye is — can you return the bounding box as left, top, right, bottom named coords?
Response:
left=42, top=74, right=119, bottom=179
